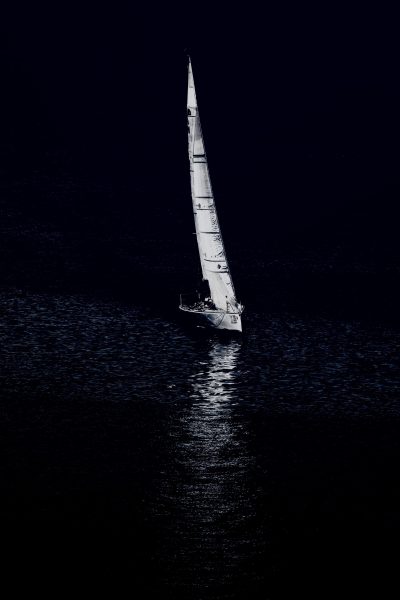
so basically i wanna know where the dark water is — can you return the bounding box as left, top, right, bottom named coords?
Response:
left=2, top=289, right=400, bottom=597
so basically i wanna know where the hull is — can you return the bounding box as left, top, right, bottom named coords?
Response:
left=179, top=306, right=242, bottom=332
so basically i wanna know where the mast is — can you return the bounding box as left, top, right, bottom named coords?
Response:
left=187, top=58, right=240, bottom=312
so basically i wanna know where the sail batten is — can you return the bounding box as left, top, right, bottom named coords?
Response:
left=187, top=58, right=240, bottom=313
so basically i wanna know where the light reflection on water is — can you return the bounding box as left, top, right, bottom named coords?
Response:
left=159, top=339, right=259, bottom=596
left=2, top=291, right=400, bottom=597
left=186, top=339, right=241, bottom=472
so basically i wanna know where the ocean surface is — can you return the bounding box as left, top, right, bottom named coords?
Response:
left=0, top=161, right=399, bottom=597
left=2, top=287, right=400, bottom=598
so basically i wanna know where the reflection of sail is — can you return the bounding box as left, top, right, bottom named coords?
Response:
left=190, top=341, right=240, bottom=401
left=186, top=341, right=241, bottom=469
left=164, top=339, right=255, bottom=592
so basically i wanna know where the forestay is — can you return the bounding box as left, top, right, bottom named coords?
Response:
left=187, top=59, right=240, bottom=313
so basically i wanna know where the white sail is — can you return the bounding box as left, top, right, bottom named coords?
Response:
left=187, top=59, right=240, bottom=313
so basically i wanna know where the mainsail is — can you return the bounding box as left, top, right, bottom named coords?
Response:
left=187, top=59, right=240, bottom=313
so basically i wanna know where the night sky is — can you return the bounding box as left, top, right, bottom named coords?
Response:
left=1, top=3, right=400, bottom=314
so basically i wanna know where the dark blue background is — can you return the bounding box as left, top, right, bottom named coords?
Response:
left=1, top=3, right=400, bottom=598
left=1, top=3, right=399, bottom=320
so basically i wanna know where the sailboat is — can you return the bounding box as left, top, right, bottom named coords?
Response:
left=179, top=57, right=244, bottom=332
